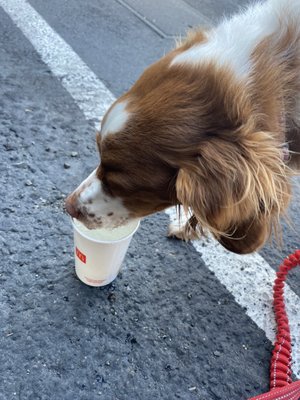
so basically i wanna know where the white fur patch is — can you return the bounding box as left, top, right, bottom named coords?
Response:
left=76, top=169, right=130, bottom=229
left=101, top=100, right=130, bottom=138
left=171, top=0, right=293, bottom=78
left=79, top=170, right=101, bottom=203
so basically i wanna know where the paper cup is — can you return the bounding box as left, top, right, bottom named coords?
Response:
left=72, top=219, right=140, bottom=287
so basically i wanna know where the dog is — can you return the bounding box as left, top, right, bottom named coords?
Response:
left=65, top=0, right=300, bottom=254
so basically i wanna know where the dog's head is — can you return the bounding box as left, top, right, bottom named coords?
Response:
left=65, top=38, right=291, bottom=254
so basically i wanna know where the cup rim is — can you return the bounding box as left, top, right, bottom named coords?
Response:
left=71, top=218, right=140, bottom=244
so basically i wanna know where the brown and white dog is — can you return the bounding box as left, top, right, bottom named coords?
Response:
left=65, top=0, right=300, bottom=254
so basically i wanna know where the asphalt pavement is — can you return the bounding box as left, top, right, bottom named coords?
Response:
left=0, top=1, right=300, bottom=399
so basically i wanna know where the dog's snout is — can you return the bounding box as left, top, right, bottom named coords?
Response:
left=65, top=195, right=82, bottom=219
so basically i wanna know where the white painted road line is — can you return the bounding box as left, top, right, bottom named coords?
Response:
left=0, top=0, right=115, bottom=121
left=167, top=208, right=300, bottom=376
left=2, top=0, right=300, bottom=378
left=196, top=235, right=300, bottom=375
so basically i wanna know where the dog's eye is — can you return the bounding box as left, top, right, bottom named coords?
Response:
left=101, top=162, right=123, bottom=173
left=101, top=176, right=113, bottom=196
left=96, top=131, right=104, bottom=156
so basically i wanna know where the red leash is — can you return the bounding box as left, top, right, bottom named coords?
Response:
left=249, top=250, right=300, bottom=399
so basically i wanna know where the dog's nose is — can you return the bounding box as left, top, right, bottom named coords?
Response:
left=65, top=195, right=81, bottom=219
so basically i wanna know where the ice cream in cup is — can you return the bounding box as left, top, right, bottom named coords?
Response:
left=71, top=218, right=140, bottom=287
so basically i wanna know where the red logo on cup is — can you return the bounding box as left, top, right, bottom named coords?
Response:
left=76, top=247, right=86, bottom=264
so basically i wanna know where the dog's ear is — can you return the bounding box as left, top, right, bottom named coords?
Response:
left=175, top=131, right=291, bottom=254
left=216, top=217, right=271, bottom=254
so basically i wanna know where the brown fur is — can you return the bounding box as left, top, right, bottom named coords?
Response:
left=250, top=21, right=300, bottom=168
left=94, top=20, right=300, bottom=254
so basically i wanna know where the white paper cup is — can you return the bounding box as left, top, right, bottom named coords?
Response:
left=72, top=219, right=140, bottom=287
